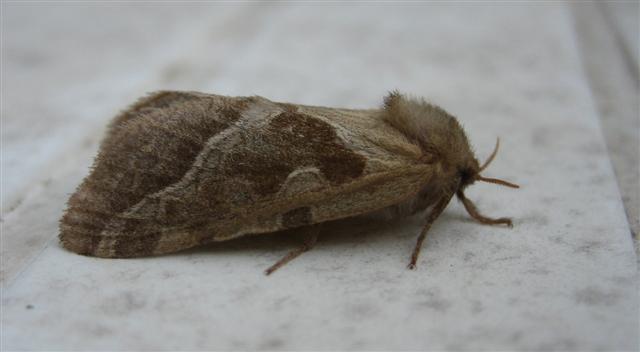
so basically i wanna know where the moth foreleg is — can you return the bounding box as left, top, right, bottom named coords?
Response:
left=408, top=193, right=454, bottom=270
left=456, top=190, right=513, bottom=227
left=264, top=224, right=321, bottom=275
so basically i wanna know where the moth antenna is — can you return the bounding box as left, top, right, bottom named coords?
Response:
left=479, top=137, right=500, bottom=172
left=476, top=175, right=520, bottom=189
left=456, top=190, right=513, bottom=227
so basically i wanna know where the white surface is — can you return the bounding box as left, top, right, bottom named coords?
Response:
left=1, top=3, right=638, bottom=351
left=572, top=1, right=640, bottom=242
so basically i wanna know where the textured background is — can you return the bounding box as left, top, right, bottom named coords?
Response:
left=2, top=2, right=638, bottom=351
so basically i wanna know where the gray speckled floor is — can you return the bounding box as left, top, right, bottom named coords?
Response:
left=572, top=2, right=640, bottom=245
left=2, top=3, right=638, bottom=351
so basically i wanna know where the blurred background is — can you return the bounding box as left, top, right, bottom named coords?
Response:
left=2, top=2, right=638, bottom=351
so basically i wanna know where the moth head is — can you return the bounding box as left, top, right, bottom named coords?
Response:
left=456, top=138, right=519, bottom=227
left=458, top=138, right=519, bottom=190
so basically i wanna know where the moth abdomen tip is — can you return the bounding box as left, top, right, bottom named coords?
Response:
left=59, top=228, right=100, bottom=256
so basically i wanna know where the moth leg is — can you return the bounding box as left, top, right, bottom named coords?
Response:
left=408, top=194, right=454, bottom=270
left=264, top=225, right=320, bottom=275
left=456, top=190, right=513, bottom=227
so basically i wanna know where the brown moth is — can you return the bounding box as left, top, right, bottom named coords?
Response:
left=59, top=90, right=518, bottom=274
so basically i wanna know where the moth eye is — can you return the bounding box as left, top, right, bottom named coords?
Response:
left=459, top=168, right=475, bottom=185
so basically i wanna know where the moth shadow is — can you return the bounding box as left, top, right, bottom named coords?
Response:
left=175, top=215, right=419, bottom=257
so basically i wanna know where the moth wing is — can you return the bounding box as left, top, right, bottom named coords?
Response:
left=59, top=91, right=256, bottom=257
left=61, top=94, right=432, bottom=257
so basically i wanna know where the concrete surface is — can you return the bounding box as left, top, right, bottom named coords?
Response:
left=1, top=2, right=638, bottom=351
left=572, top=1, right=639, bottom=252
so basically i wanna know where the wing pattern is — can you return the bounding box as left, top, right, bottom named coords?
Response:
left=60, top=92, right=431, bottom=257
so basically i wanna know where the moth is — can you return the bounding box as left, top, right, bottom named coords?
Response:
left=59, top=91, right=519, bottom=274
